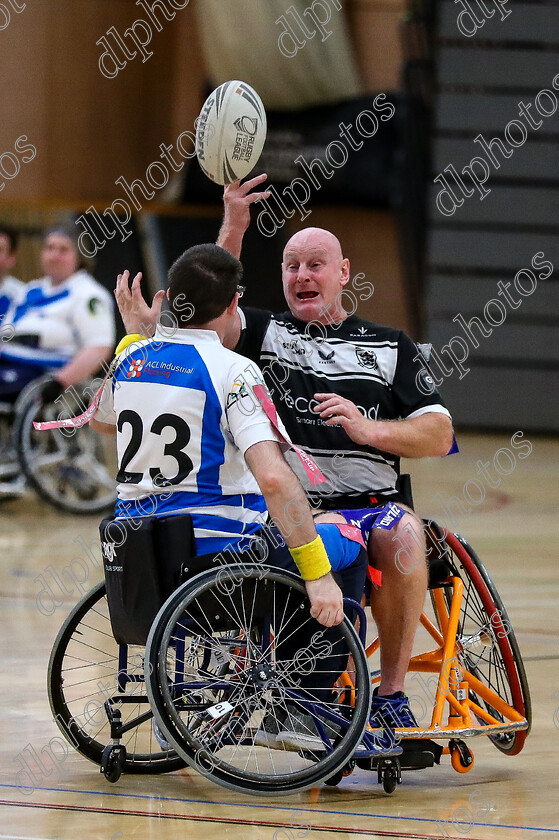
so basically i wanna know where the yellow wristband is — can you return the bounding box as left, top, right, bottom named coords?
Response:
left=289, top=535, right=331, bottom=581
left=115, top=333, right=146, bottom=356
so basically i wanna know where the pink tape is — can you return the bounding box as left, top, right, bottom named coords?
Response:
left=253, top=384, right=326, bottom=487
left=33, top=379, right=107, bottom=431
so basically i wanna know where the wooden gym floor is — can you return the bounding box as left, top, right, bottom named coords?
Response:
left=0, top=431, right=557, bottom=840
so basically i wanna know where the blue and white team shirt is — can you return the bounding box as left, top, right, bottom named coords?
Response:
left=96, top=326, right=290, bottom=554
left=0, top=275, right=24, bottom=324
left=2, top=270, right=115, bottom=369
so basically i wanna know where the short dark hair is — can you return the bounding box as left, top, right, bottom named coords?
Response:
left=0, top=224, right=19, bottom=253
left=44, top=225, right=87, bottom=270
left=168, top=244, right=243, bottom=326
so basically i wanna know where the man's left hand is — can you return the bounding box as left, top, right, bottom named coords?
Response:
left=314, top=392, right=375, bottom=446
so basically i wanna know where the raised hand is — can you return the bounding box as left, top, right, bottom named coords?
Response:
left=218, top=174, right=271, bottom=258
left=115, top=270, right=165, bottom=337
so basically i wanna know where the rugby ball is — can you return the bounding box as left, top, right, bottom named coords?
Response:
left=195, top=80, right=267, bottom=185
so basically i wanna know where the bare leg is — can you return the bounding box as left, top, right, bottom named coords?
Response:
left=368, top=505, right=427, bottom=696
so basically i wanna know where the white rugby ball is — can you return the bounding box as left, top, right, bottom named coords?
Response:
left=195, top=80, right=267, bottom=186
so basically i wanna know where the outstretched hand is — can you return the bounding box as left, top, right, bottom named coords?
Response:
left=305, top=572, right=344, bottom=627
left=114, top=270, right=165, bottom=337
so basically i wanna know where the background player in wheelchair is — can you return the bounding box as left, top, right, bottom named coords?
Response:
left=0, top=225, right=116, bottom=506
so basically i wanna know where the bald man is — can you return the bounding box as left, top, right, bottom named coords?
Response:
left=116, top=176, right=453, bottom=743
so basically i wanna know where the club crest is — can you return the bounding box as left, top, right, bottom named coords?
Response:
left=355, top=347, right=378, bottom=369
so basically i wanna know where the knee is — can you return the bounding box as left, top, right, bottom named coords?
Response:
left=369, top=512, right=426, bottom=577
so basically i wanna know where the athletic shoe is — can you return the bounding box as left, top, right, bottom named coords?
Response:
left=276, top=707, right=341, bottom=753
left=370, top=689, right=419, bottom=731
left=253, top=710, right=285, bottom=748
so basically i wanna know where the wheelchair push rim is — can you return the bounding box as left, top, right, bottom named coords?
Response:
left=444, top=532, right=532, bottom=753
left=48, top=581, right=185, bottom=774
left=145, top=565, right=371, bottom=796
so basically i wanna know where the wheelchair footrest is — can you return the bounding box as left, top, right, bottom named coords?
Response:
left=356, top=739, right=443, bottom=772
left=399, top=738, right=443, bottom=770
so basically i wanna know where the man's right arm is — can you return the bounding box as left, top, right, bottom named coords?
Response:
left=216, top=174, right=270, bottom=259
left=244, top=440, right=344, bottom=628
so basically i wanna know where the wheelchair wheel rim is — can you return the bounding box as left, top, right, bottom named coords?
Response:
left=145, top=565, right=371, bottom=795
left=16, top=396, right=117, bottom=514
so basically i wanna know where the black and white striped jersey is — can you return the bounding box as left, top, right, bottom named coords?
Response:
left=236, top=307, right=450, bottom=501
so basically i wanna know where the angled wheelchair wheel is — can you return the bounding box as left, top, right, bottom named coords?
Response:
left=437, top=531, right=531, bottom=755
left=145, top=565, right=371, bottom=795
left=0, top=402, right=19, bottom=483
left=48, top=581, right=185, bottom=774
left=14, top=381, right=116, bottom=515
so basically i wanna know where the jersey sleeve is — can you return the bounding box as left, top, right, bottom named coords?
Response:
left=93, top=374, right=117, bottom=426
left=224, top=358, right=290, bottom=456
left=71, top=285, right=116, bottom=350
left=392, top=332, right=451, bottom=419
left=235, top=306, right=272, bottom=364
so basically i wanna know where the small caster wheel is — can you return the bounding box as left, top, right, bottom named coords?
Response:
left=324, top=759, right=355, bottom=786
left=101, top=744, right=126, bottom=783
left=450, top=739, right=474, bottom=774
left=383, top=767, right=398, bottom=794
left=343, top=759, right=355, bottom=777
left=324, top=769, right=344, bottom=787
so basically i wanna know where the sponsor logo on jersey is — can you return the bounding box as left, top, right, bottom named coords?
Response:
left=355, top=347, right=378, bottom=369
left=318, top=345, right=335, bottom=362
left=126, top=360, right=145, bottom=378
left=102, top=541, right=117, bottom=562
left=146, top=367, right=171, bottom=379
left=284, top=393, right=380, bottom=420
left=226, top=380, right=250, bottom=408
left=350, top=327, right=374, bottom=337
left=418, top=369, right=435, bottom=390
left=88, top=296, right=103, bottom=315
left=282, top=339, right=307, bottom=356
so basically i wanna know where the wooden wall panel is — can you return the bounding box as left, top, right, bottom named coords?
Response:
left=0, top=0, right=206, bottom=201
left=346, top=0, right=406, bottom=92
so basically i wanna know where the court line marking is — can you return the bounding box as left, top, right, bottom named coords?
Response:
left=0, top=835, right=52, bottom=840
left=0, top=799, right=485, bottom=840
left=1, top=785, right=558, bottom=834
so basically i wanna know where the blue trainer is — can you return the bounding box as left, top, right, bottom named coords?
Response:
left=370, top=689, right=419, bottom=730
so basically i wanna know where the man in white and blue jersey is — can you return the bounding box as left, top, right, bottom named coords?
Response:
left=0, top=227, right=115, bottom=402
left=93, top=244, right=401, bottom=756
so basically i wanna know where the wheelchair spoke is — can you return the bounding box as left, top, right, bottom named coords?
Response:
left=146, top=568, right=371, bottom=794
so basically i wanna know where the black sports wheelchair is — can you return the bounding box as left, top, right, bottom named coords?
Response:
left=0, top=373, right=116, bottom=513
left=48, top=497, right=531, bottom=796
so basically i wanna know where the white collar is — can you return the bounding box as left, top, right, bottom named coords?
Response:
left=153, top=324, right=221, bottom=344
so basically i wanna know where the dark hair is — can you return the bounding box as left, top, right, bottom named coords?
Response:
left=168, top=244, right=243, bottom=326
left=0, top=224, right=19, bottom=253
left=44, top=225, right=87, bottom=271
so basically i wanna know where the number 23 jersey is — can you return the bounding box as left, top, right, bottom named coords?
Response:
left=96, top=326, right=288, bottom=550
